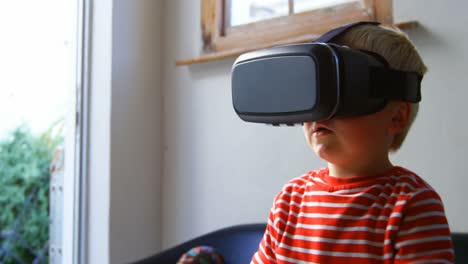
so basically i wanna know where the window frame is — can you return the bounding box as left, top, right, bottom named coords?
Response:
left=201, top=0, right=393, bottom=53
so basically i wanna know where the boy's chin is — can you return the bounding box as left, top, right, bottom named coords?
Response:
left=312, top=144, right=348, bottom=165
left=312, top=145, right=336, bottom=162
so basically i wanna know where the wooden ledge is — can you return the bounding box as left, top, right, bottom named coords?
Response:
left=176, top=21, right=419, bottom=66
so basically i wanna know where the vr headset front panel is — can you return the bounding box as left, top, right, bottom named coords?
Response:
left=232, top=44, right=340, bottom=125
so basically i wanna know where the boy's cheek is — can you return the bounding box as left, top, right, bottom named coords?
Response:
left=302, top=124, right=314, bottom=141
left=303, top=122, right=313, bottom=131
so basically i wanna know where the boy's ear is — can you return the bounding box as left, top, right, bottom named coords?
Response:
left=388, top=102, right=410, bottom=135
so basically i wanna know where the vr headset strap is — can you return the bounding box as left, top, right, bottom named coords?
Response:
left=313, top=21, right=380, bottom=43
left=370, top=67, right=422, bottom=103
left=315, top=21, right=423, bottom=104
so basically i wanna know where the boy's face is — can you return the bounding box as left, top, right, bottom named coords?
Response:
left=303, top=102, right=409, bottom=168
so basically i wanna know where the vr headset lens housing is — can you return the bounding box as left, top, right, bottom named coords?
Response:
left=233, top=55, right=319, bottom=115
left=231, top=23, right=422, bottom=125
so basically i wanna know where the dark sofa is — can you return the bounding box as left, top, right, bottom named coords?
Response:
left=133, top=224, right=468, bottom=264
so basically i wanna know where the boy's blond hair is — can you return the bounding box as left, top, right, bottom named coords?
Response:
left=332, top=24, right=428, bottom=152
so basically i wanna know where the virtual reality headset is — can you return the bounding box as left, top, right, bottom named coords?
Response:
left=231, top=21, right=422, bottom=125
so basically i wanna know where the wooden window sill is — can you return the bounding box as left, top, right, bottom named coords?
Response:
left=176, top=21, right=419, bottom=66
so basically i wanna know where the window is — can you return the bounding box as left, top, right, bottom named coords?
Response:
left=199, top=0, right=392, bottom=58
left=0, top=0, right=83, bottom=263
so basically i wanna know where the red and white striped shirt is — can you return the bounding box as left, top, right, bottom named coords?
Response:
left=252, top=166, right=454, bottom=264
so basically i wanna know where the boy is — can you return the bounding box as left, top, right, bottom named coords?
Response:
left=251, top=24, right=454, bottom=263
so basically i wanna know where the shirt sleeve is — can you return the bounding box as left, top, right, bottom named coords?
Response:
left=394, top=188, right=454, bottom=263
left=251, top=195, right=282, bottom=264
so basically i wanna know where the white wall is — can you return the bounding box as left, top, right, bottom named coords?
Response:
left=88, top=0, right=163, bottom=263
left=392, top=0, right=468, bottom=235
left=161, top=0, right=468, bottom=250
left=161, top=0, right=323, bottom=249
left=110, top=0, right=163, bottom=263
